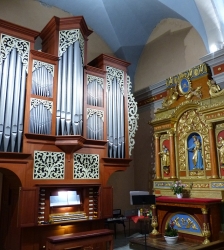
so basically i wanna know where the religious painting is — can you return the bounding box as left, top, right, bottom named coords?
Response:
left=187, top=133, right=204, bottom=171
left=178, top=77, right=191, bottom=95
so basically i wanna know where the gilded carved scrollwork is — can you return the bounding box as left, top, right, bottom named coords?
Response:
left=167, top=213, right=203, bottom=236
left=166, top=63, right=209, bottom=87
left=162, top=86, right=179, bottom=108
left=207, top=79, right=224, bottom=97
left=177, top=109, right=210, bottom=171
left=161, top=64, right=208, bottom=108
left=185, top=86, right=202, bottom=100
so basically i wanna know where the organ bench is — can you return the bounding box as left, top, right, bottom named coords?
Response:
left=45, top=229, right=114, bottom=250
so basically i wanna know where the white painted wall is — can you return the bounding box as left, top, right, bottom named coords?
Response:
left=134, top=18, right=207, bottom=91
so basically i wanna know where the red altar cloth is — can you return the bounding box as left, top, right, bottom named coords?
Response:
left=130, top=215, right=145, bottom=223
left=156, top=196, right=222, bottom=204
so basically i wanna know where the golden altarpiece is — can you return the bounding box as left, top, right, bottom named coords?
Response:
left=150, top=63, right=224, bottom=244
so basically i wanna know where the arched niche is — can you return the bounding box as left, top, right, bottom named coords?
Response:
left=0, top=168, right=21, bottom=250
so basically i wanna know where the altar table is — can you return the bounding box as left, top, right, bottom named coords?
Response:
left=154, top=196, right=222, bottom=243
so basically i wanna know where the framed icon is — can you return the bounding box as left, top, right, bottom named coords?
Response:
left=178, top=77, right=191, bottom=95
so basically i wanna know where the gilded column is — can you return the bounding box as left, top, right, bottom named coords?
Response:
left=208, top=122, right=219, bottom=179
left=154, top=133, right=162, bottom=179
left=168, top=129, right=177, bottom=179
left=201, top=208, right=211, bottom=244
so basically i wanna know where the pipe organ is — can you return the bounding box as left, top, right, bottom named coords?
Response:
left=0, top=16, right=138, bottom=250
left=106, top=67, right=125, bottom=158
left=0, top=33, right=31, bottom=152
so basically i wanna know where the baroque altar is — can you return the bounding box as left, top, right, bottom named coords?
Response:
left=150, top=62, right=224, bottom=243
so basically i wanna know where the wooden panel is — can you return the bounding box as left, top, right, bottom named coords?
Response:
left=18, top=187, right=38, bottom=227
left=100, top=186, right=113, bottom=218
left=213, top=63, right=224, bottom=75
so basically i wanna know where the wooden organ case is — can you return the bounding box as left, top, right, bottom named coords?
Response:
left=150, top=63, right=224, bottom=244
left=0, top=17, right=138, bottom=250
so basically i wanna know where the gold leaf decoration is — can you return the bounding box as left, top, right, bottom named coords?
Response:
left=177, top=109, right=210, bottom=171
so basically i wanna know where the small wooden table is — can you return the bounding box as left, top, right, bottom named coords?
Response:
left=46, top=229, right=114, bottom=250
left=127, top=215, right=151, bottom=236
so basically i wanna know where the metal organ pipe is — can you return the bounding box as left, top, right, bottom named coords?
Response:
left=66, top=45, right=73, bottom=135
left=87, top=109, right=103, bottom=140
left=0, top=55, right=10, bottom=149
left=29, top=100, right=52, bottom=135
left=11, top=52, right=22, bottom=152
left=72, top=41, right=83, bottom=135
left=77, top=42, right=83, bottom=135
left=87, top=79, right=103, bottom=108
left=60, top=51, right=68, bottom=135
left=117, top=83, right=121, bottom=158
left=56, top=59, right=62, bottom=135
left=87, top=77, right=104, bottom=140
left=30, top=63, right=53, bottom=136
left=56, top=38, right=83, bottom=136
left=4, top=48, right=17, bottom=151
left=72, top=41, right=78, bottom=135
left=0, top=59, right=2, bottom=91
left=0, top=40, right=27, bottom=152
left=112, top=78, right=118, bottom=158
left=32, top=66, right=53, bottom=97
left=17, top=66, right=26, bottom=152
left=107, top=75, right=125, bottom=158
left=107, top=80, right=113, bottom=158
left=120, top=92, right=125, bottom=158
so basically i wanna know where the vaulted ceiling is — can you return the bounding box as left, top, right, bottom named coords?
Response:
left=38, top=0, right=224, bottom=83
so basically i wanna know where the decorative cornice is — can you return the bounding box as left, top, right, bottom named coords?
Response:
left=200, top=48, right=224, bottom=65
left=0, top=18, right=39, bottom=42
left=30, top=50, right=59, bottom=62
left=40, top=16, right=92, bottom=41
left=151, top=100, right=202, bottom=124
left=165, top=63, right=209, bottom=87
left=88, top=54, right=130, bottom=71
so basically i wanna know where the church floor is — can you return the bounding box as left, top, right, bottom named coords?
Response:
left=114, top=231, right=224, bottom=250
left=129, top=236, right=200, bottom=249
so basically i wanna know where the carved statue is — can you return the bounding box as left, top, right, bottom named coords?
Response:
left=207, top=79, right=224, bottom=97
left=217, top=136, right=224, bottom=166
left=159, top=145, right=170, bottom=174
left=162, top=87, right=179, bottom=108
left=185, top=86, right=202, bottom=99
left=187, top=135, right=204, bottom=170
